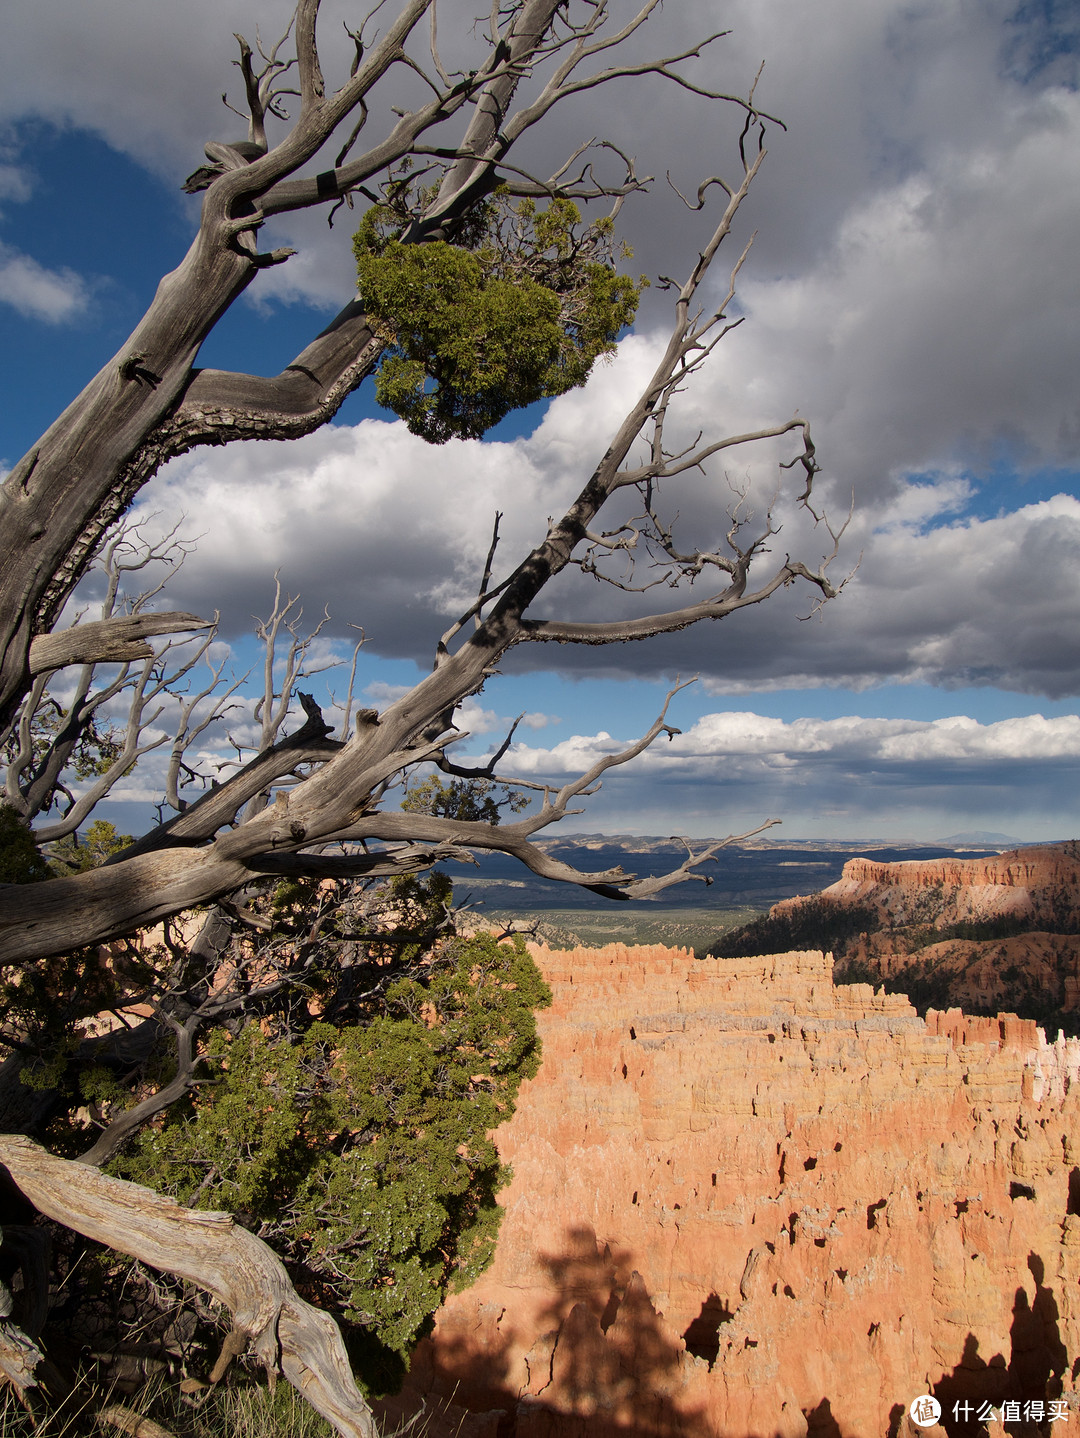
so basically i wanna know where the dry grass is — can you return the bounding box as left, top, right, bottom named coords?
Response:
left=0, top=1373, right=457, bottom=1438
left=0, top=1374, right=337, bottom=1438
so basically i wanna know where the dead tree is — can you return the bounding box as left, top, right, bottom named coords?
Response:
left=0, top=0, right=757, bottom=735
left=0, top=0, right=842, bottom=954
left=1, top=522, right=241, bottom=841
left=0, top=3, right=848, bottom=1433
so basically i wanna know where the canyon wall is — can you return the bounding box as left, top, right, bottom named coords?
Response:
left=392, top=943, right=1080, bottom=1438
left=844, top=931, right=1080, bottom=1021
left=786, top=843, right=1080, bottom=931
left=740, top=844, right=1080, bottom=1024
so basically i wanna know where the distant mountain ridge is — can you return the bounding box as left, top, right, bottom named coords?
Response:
left=536, top=832, right=1025, bottom=852
left=444, top=837, right=1007, bottom=920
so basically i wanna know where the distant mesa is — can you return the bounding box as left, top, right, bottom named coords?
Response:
left=449, top=836, right=1010, bottom=939
left=712, top=841, right=1080, bottom=1033
left=939, top=830, right=1027, bottom=846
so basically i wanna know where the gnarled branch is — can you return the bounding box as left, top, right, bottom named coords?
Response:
left=0, top=1137, right=381, bottom=1438
left=27, top=613, right=211, bottom=678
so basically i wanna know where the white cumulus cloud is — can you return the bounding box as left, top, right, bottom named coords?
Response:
left=500, top=710, right=1080, bottom=781
left=0, top=242, right=91, bottom=323
left=490, top=708, right=1080, bottom=840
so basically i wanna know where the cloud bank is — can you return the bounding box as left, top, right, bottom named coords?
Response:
left=4, top=1, right=1079, bottom=842
left=123, top=378, right=1080, bottom=699
left=492, top=709, right=1080, bottom=840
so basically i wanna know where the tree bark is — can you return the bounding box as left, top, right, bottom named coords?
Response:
left=0, top=1137, right=381, bottom=1438
left=27, top=613, right=211, bottom=677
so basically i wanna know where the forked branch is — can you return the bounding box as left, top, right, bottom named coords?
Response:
left=0, top=10, right=849, bottom=971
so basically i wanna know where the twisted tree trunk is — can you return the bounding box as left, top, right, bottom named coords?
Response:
left=0, top=1137, right=382, bottom=1438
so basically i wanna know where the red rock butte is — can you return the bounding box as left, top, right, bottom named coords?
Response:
left=390, top=942, right=1080, bottom=1438
left=770, top=842, right=1080, bottom=1018
left=785, top=843, right=1080, bottom=930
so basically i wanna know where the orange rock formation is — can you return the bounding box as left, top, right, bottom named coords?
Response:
left=399, top=943, right=1080, bottom=1438
left=790, top=843, right=1080, bottom=931
left=765, top=843, right=1080, bottom=1021
left=850, top=932, right=1080, bottom=1019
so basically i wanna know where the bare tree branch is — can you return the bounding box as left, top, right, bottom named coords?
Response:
left=0, top=1137, right=382, bottom=1438
left=113, top=691, right=340, bottom=863
left=0, top=5, right=845, bottom=974
left=76, top=1012, right=201, bottom=1169
left=27, top=613, right=211, bottom=678
left=0, top=16, right=861, bottom=1438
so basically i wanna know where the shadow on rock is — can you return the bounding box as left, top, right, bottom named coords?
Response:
left=392, top=1224, right=708, bottom=1437
left=932, top=1255, right=1070, bottom=1438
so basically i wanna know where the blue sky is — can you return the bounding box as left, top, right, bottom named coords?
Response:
left=2, top=0, right=1080, bottom=843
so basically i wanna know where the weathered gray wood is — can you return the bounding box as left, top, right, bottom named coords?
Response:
left=0, top=1315, right=42, bottom=1405
left=1, top=1, right=809, bottom=972
left=96, top=1404, right=176, bottom=1438
left=28, top=613, right=211, bottom=676
left=0, top=1137, right=381, bottom=1438
left=0, top=0, right=460, bottom=732
left=0, top=13, right=850, bottom=1434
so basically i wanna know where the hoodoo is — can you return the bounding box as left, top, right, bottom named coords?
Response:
left=391, top=942, right=1080, bottom=1437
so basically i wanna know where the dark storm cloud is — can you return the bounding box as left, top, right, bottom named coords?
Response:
left=6, top=2, right=1080, bottom=702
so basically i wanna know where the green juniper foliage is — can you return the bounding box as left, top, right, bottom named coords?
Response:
left=112, top=927, right=551, bottom=1389
left=0, top=813, right=155, bottom=1119
left=0, top=806, right=551, bottom=1394
left=401, top=773, right=529, bottom=825
left=47, top=819, right=134, bottom=875
left=0, top=803, right=49, bottom=883
left=354, top=189, right=645, bottom=442
left=0, top=813, right=154, bottom=1133
left=2, top=701, right=124, bottom=784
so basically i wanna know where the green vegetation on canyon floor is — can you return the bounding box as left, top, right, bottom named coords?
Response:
left=482, top=906, right=762, bottom=958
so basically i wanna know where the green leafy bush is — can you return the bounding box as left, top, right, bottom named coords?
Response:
left=112, top=930, right=551, bottom=1389
left=354, top=192, right=645, bottom=442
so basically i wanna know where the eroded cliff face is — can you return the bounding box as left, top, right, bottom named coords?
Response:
left=394, top=943, right=1080, bottom=1438
left=741, top=844, right=1080, bottom=1025
left=844, top=931, right=1080, bottom=1021
left=802, top=844, right=1080, bottom=931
